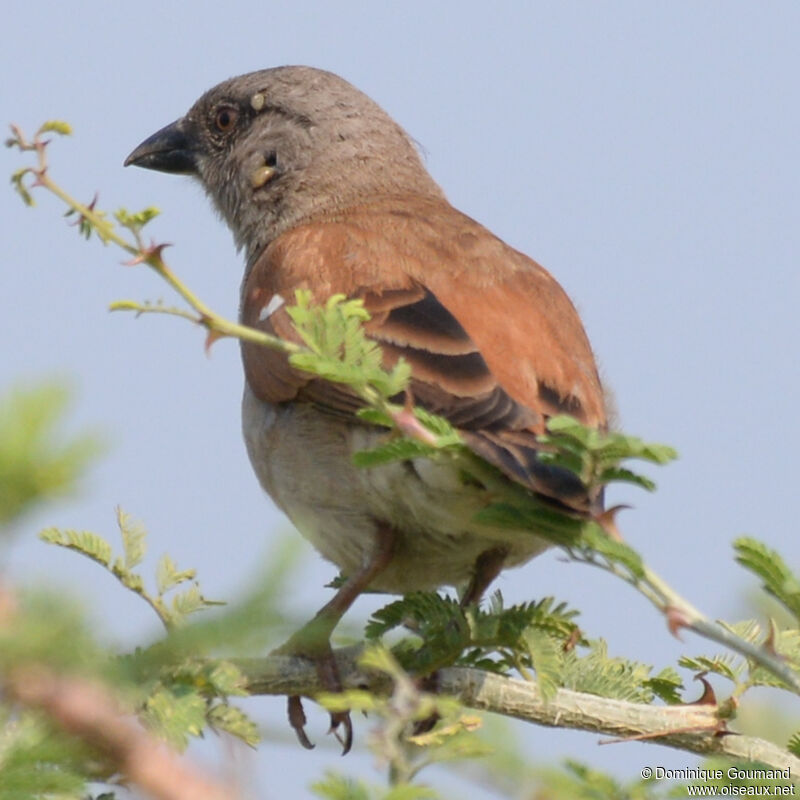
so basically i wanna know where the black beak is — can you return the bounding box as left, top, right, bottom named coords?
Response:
left=124, top=119, right=198, bottom=174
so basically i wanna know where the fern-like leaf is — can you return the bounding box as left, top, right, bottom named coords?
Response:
left=142, top=688, right=207, bottom=750
left=734, top=537, right=800, bottom=624
left=642, top=666, right=684, bottom=704
left=207, top=703, right=260, bottom=747
left=352, top=437, right=439, bottom=468
left=678, top=654, right=742, bottom=683
left=522, top=630, right=561, bottom=701
left=39, top=527, right=112, bottom=567
left=116, top=507, right=147, bottom=569
left=787, top=731, right=800, bottom=758
left=562, top=640, right=659, bottom=702
left=156, top=553, right=196, bottom=595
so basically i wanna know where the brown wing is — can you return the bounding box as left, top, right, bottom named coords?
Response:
left=240, top=195, right=607, bottom=510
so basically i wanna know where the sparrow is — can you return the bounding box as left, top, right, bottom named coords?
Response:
left=125, top=66, right=608, bottom=751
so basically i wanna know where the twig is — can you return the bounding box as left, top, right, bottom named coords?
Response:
left=9, top=121, right=800, bottom=731
left=234, top=648, right=800, bottom=775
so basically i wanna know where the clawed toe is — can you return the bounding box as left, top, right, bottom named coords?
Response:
left=328, top=710, right=353, bottom=755
left=288, top=695, right=315, bottom=750
left=279, top=631, right=354, bottom=754
left=285, top=696, right=353, bottom=754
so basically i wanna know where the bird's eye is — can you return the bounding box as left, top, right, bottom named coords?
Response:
left=214, top=106, right=238, bottom=133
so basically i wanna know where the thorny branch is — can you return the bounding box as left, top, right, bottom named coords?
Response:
left=8, top=122, right=800, bottom=775
left=235, top=647, right=800, bottom=776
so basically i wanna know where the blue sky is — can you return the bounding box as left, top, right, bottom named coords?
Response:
left=3, top=2, right=800, bottom=797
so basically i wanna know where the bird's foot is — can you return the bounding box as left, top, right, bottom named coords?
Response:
left=274, top=620, right=353, bottom=754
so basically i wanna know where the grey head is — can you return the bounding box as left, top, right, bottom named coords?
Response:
left=125, top=66, right=444, bottom=262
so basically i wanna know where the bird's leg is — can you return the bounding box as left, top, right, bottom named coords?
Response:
left=460, top=546, right=509, bottom=608
left=275, top=523, right=396, bottom=754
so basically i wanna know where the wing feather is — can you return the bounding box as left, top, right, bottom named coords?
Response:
left=239, top=196, right=606, bottom=510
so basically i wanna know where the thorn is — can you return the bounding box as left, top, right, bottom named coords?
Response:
left=388, top=387, right=440, bottom=445
left=665, top=605, right=691, bottom=639
left=595, top=504, right=631, bottom=542
left=689, top=672, right=717, bottom=706
left=144, top=241, right=171, bottom=262
left=599, top=720, right=728, bottom=745
left=763, top=618, right=788, bottom=662
left=765, top=618, right=778, bottom=653
left=391, top=406, right=439, bottom=446
left=287, top=695, right=315, bottom=750
left=204, top=328, right=226, bottom=356
left=713, top=721, right=735, bottom=738
left=124, top=241, right=171, bottom=266
left=66, top=193, right=98, bottom=228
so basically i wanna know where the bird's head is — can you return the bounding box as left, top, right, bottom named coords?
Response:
left=125, top=66, right=442, bottom=262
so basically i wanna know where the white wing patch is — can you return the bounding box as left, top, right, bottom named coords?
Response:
left=259, top=294, right=285, bottom=322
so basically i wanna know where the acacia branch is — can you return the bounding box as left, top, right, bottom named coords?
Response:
left=9, top=122, right=800, bottom=767
left=234, top=648, right=800, bottom=775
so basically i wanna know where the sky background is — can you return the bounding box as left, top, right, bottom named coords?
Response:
left=2, top=2, right=800, bottom=797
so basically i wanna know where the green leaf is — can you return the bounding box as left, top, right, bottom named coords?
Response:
left=366, top=593, right=468, bottom=673
left=352, top=437, right=438, bottom=468
left=473, top=501, right=587, bottom=547
left=677, top=654, right=741, bottom=683
left=317, top=689, right=382, bottom=714
left=545, top=415, right=595, bottom=445
left=356, top=407, right=394, bottom=427
left=207, top=703, right=260, bottom=747
left=562, top=640, right=658, bottom=702
left=205, top=661, right=248, bottom=696
left=539, top=416, right=677, bottom=496
left=286, top=291, right=411, bottom=401
left=411, top=407, right=459, bottom=439
left=0, top=383, right=101, bottom=526
left=10, top=166, right=34, bottom=206
left=37, top=120, right=73, bottom=136
left=39, top=527, right=112, bottom=567
left=598, top=466, right=656, bottom=492
left=0, top=711, right=89, bottom=799
left=143, top=688, right=207, bottom=750
left=384, top=787, right=441, bottom=800
left=734, top=537, right=800, bottom=623
left=581, top=526, right=645, bottom=580
left=311, top=773, right=372, bottom=800
left=461, top=594, right=581, bottom=675
left=532, top=759, right=657, bottom=800
left=156, top=553, right=196, bottom=595
left=0, top=588, right=107, bottom=679
left=523, top=629, right=561, bottom=702
left=642, top=667, right=684, bottom=704
left=171, top=585, right=205, bottom=619
left=114, top=206, right=160, bottom=229
left=787, top=731, right=800, bottom=758
left=116, top=507, right=147, bottom=569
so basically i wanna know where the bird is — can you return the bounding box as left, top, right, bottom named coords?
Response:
left=124, top=65, right=608, bottom=752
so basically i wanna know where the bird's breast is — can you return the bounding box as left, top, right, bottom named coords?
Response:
left=240, top=384, right=550, bottom=593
